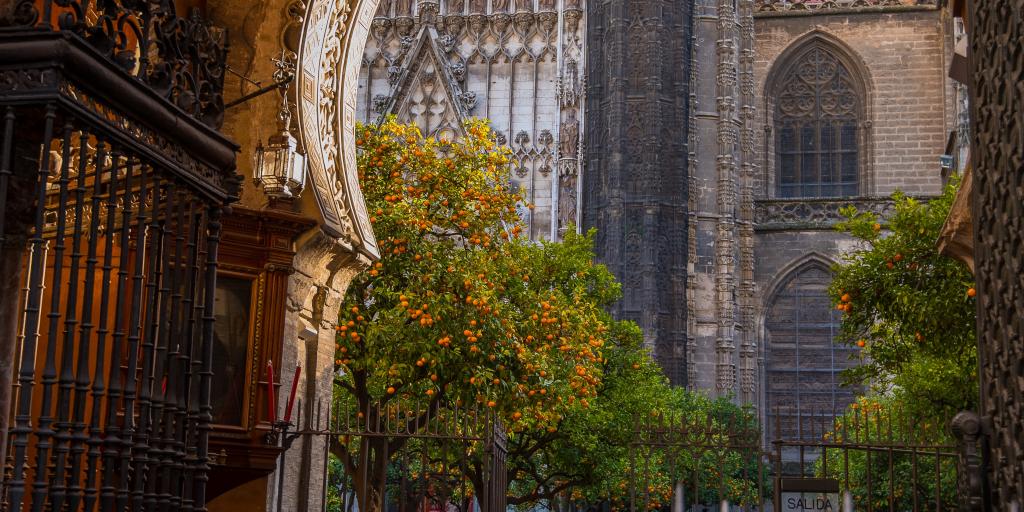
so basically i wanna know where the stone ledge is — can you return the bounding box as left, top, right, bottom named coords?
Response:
left=754, top=197, right=895, bottom=231
left=754, top=0, right=939, bottom=18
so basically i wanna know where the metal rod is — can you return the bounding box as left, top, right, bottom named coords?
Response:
left=50, top=123, right=87, bottom=511
left=83, top=138, right=116, bottom=512
left=193, top=206, right=224, bottom=511
left=223, top=77, right=294, bottom=109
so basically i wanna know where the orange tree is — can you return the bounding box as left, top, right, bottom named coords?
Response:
left=330, top=118, right=614, bottom=510
left=829, top=178, right=976, bottom=428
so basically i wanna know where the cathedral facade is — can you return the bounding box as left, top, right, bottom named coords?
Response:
left=356, top=0, right=956, bottom=427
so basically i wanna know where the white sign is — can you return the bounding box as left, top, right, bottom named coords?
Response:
left=781, top=492, right=840, bottom=511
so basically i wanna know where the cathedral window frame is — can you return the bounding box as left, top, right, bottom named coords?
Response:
left=763, top=33, right=874, bottom=200
left=758, top=253, right=861, bottom=450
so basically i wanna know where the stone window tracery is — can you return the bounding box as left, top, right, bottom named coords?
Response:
left=774, top=44, right=862, bottom=198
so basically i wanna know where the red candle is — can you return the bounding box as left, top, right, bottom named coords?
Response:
left=284, top=365, right=302, bottom=424
left=265, top=360, right=276, bottom=424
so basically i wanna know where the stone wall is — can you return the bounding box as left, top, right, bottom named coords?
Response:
left=753, top=7, right=952, bottom=198
left=748, top=5, right=952, bottom=420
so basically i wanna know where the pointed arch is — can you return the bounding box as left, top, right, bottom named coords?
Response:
left=759, top=253, right=860, bottom=455
left=763, top=31, right=873, bottom=199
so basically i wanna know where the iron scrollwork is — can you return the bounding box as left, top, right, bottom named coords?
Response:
left=4, top=0, right=228, bottom=128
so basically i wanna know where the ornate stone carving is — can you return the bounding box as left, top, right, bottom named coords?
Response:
left=585, top=0, right=691, bottom=386
left=372, top=94, right=391, bottom=113
left=754, top=198, right=895, bottom=230
left=754, top=0, right=935, bottom=13
left=557, top=172, right=577, bottom=233
left=458, top=90, right=477, bottom=111
left=383, top=28, right=474, bottom=138
left=418, top=0, right=439, bottom=24
left=448, top=59, right=466, bottom=80
left=296, top=0, right=381, bottom=258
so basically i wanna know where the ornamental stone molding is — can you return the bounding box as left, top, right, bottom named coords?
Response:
left=754, top=0, right=937, bottom=15
left=296, top=0, right=381, bottom=260
left=754, top=198, right=895, bottom=231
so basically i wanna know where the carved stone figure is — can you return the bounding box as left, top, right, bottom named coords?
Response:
left=559, top=111, right=579, bottom=158
left=557, top=176, right=577, bottom=229
left=491, top=0, right=509, bottom=13
left=447, top=0, right=465, bottom=14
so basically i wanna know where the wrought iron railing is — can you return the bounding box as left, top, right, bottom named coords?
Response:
left=0, top=2, right=238, bottom=511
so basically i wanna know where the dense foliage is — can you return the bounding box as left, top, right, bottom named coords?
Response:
left=819, top=180, right=974, bottom=507
left=829, top=179, right=977, bottom=426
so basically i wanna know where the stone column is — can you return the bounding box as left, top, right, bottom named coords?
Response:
left=584, top=0, right=693, bottom=386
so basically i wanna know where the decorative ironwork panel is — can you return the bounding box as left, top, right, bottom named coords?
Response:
left=774, top=45, right=861, bottom=198
left=0, top=104, right=229, bottom=512
left=2, top=0, right=228, bottom=128
left=967, top=0, right=1024, bottom=508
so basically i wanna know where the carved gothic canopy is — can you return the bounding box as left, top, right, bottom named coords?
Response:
left=296, top=0, right=381, bottom=260
left=773, top=43, right=863, bottom=199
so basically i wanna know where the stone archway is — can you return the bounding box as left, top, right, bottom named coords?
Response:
left=295, top=0, right=380, bottom=259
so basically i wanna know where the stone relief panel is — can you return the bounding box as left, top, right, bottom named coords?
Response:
left=754, top=198, right=894, bottom=231
left=754, top=0, right=934, bottom=12
left=356, top=0, right=584, bottom=241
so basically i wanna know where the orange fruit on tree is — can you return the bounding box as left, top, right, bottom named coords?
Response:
left=967, top=287, right=977, bottom=297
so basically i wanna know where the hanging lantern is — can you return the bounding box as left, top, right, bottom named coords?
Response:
left=254, top=122, right=305, bottom=199
left=253, top=53, right=304, bottom=199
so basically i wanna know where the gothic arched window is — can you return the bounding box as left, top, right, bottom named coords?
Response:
left=764, top=263, right=859, bottom=449
left=774, top=43, right=863, bottom=198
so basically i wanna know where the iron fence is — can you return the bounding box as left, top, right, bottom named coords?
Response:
left=771, top=406, right=960, bottom=512
left=275, top=395, right=507, bottom=512
left=597, top=405, right=969, bottom=512
left=626, top=410, right=768, bottom=512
